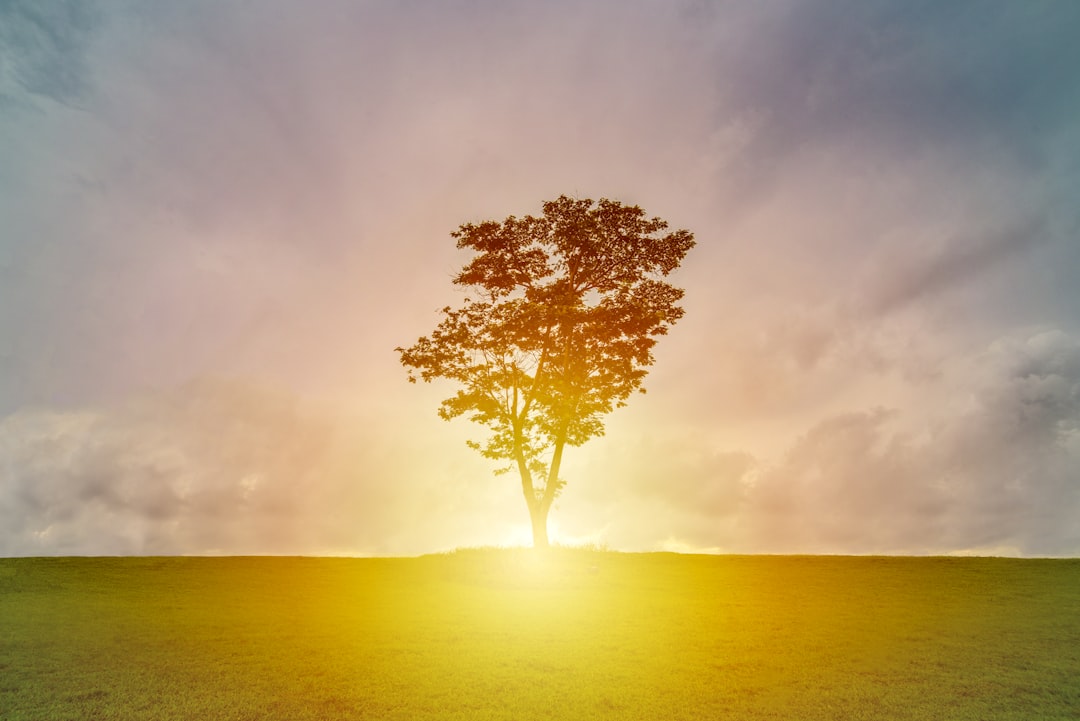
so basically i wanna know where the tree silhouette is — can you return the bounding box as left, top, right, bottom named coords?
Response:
left=396, top=196, right=694, bottom=548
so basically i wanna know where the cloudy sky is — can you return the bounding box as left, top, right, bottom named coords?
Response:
left=2, top=0, right=1079, bottom=557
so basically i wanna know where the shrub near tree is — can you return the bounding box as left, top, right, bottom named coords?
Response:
left=397, top=196, right=694, bottom=547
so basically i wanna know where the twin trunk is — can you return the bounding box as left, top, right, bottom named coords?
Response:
left=520, top=435, right=566, bottom=549
left=529, top=503, right=550, bottom=548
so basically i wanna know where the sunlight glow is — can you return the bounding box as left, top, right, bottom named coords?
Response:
left=498, top=524, right=534, bottom=549
left=659, top=536, right=727, bottom=554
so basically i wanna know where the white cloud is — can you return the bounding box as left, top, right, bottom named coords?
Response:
left=546, top=328, right=1080, bottom=556
left=0, top=377, right=527, bottom=556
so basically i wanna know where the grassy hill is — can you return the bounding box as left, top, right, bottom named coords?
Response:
left=2, top=550, right=1078, bottom=720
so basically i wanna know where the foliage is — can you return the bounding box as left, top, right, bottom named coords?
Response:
left=396, top=196, right=694, bottom=543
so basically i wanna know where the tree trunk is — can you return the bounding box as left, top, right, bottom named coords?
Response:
left=512, top=428, right=548, bottom=548
left=529, top=502, right=550, bottom=548
left=530, top=433, right=566, bottom=550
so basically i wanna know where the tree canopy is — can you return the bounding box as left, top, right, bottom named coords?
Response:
left=396, top=195, right=694, bottom=547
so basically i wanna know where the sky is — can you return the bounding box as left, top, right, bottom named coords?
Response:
left=2, top=0, right=1079, bottom=557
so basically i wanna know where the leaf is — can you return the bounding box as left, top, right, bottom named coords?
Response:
left=396, top=196, right=694, bottom=499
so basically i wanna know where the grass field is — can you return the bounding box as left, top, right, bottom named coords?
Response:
left=1, top=551, right=1078, bottom=720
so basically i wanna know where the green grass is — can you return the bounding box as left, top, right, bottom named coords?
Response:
left=1, top=551, right=1078, bottom=720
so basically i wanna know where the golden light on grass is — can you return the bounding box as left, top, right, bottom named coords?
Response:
left=3, top=554, right=1080, bottom=718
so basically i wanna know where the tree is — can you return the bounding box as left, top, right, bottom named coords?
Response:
left=396, top=196, right=694, bottom=548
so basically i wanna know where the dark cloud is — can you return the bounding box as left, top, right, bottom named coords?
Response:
left=0, top=0, right=100, bottom=109
left=745, top=408, right=948, bottom=552
left=865, top=216, right=1046, bottom=316
left=742, top=328, right=1080, bottom=555
left=714, top=0, right=1080, bottom=184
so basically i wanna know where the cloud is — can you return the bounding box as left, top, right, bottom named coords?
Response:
left=0, top=378, right=325, bottom=554
left=8, top=327, right=1074, bottom=558
left=2, top=1, right=1079, bottom=555
left=653, top=328, right=1080, bottom=555
left=864, top=216, right=1046, bottom=316
left=744, top=408, right=947, bottom=553
left=711, top=0, right=1080, bottom=185
left=0, top=0, right=100, bottom=109
left=0, top=377, right=522, bottom=556
left=560, top=432, right=754, bottom=550
left=0, top=0, right=722, bottom=414
left=551, top=327, right=1080, bottom=556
